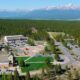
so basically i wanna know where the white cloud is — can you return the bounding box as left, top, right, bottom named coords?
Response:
left=45, top=3, right=80, bottom=10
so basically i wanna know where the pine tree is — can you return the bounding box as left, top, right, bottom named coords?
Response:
left=7, top=73, right=12, bottom=80
left=14, top=69, right=19, bottom=80
left=25, top=71, right=30, bottom=80
left=67, top=70, right=73, bottom=80
left=2, top=73, right=6, bottom=80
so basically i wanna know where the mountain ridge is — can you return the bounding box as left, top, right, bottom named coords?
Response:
left=0, top=5, right=80, bottom=20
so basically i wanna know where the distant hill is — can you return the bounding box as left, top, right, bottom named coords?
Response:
left=25, top=9, right=80, bottom=20
left=0, top=8, right=80, bottom=20
left=0, top=11, right=27, bottom=19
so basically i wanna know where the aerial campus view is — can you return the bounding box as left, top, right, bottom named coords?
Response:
left=0, top=0, right=80, bottom=80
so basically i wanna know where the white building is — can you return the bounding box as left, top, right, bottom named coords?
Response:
left=4, top=35, right=27, bottom=45
left=8, top=52, right=14, bottom=64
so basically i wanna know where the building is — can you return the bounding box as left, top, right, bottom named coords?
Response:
left=8, top=52, right=14, bottom=64
left=4, top=35, right=27, bottom=45
left=8, top=52, right=18, bottom=66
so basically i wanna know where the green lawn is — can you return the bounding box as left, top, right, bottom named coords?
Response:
left=21, top=63, right=45, bottom=72
left=16, top=57, right=29, bottom=61
left=16, top=56, right=53, bottom=72
left=26, top=56, right=51, bottom=62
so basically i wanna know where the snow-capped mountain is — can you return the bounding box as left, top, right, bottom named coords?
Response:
left=0, top=4, right=80, bottom=20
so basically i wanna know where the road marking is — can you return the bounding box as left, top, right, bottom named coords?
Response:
left=24, top=55, right=35, bottom=62
left=25, top=62, right=44, bottom=63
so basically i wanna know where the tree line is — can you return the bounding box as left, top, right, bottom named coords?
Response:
left=0, top=19, right=80, bottom=40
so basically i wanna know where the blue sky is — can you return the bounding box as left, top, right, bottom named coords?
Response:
left=0, top=0, right=80, bottom=11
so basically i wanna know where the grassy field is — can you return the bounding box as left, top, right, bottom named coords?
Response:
left=48, top=32, right=65, bottom=39
left=16, top=56, right=53, bottom=72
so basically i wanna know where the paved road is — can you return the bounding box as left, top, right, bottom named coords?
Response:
left=48, top=33, right=79, bottom=67
left=55, top=42, right=77, bottom=66
left=69, top=43, right=80, bottom=58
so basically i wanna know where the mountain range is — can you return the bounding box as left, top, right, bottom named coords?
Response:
left=0, top=5, right=80, bottom=20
